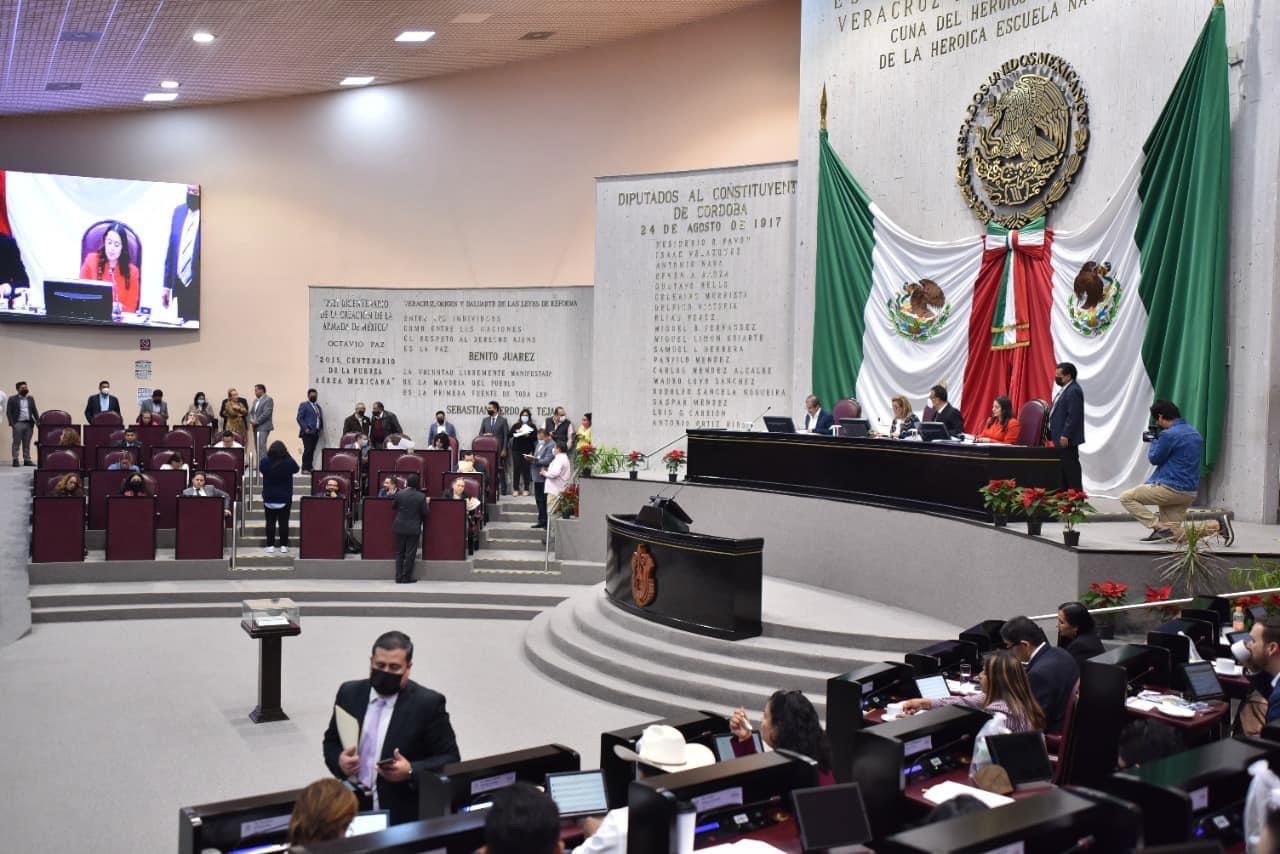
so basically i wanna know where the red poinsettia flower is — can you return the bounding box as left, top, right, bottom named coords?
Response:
left=1144, top=585, right=1173, bottom=603
left=1235, top=594, right=1264, bottom=608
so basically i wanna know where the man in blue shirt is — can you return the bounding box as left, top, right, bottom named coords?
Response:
left=1119, top=400, right=1231, bottom=544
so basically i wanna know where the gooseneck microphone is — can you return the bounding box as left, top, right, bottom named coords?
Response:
left=746, top=405, right=772, bottom=432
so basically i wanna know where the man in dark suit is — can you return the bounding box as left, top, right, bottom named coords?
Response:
left=802, top=394, right=834, bottom=434
left=927, top=384, right=965, bottom=438
left=0, top=232, right=30, bottom=307
left=6, top=380, right=37, bottom=466
left=391, top=473, right=429, bottom=584
left=427, top=410, right=457, bottom=445
left=342, top=403, right=371, bottom=439
left=162, top=184, right=202, bottom=324
left=1001, top=615, right=1079, bottom=733
left=84, top=380, right=121, bottom=422
left=543, top=406, right=572, bottom=447
left=1247, top=617, right=1280, bottom=726
left=368, top=401, right=403, bottom=449
left=1048, top=361, right=1085, bottom=490
left=478, top=400, right=510, bottom=494
left=297, top=388, right=323, bottom=473
left=323, top=631, right=460, bottom=825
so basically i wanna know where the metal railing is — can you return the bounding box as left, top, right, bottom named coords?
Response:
left=1028, top=585, right=1280, bottom=622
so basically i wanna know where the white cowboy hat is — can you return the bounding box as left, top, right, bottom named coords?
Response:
left=612, top=725, right=716, bottom=771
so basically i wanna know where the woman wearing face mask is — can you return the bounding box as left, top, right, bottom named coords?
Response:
left=509, top=407, right=536, bottom=496
left=187, top=392, right=212, bottom=424
left=80, top=222, right=141, bottom=313
left=120, top=474, right=150, bottom=497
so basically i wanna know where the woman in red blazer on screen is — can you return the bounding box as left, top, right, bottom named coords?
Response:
left=976, top=395, right=1021, bottom=444
left=80, top=222, right=140, bottom=313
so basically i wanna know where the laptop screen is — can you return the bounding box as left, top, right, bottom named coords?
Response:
left=1182, top=661, right=1224, bottom=700
left=763, top=416, right=797, bottom=433
left=546, top=770, right=609, bottom=818
left=346, top=810, right=389, bottom=837
left=712, top=732, right=763, bottom=761
left=791, top=783, right=872, bottom=850
left=915, top=674, right=950, bottom=700
left=985, top=732, right=1053, bottom=785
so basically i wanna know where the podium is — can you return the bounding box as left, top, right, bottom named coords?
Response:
left=605, top=508, right=763, bottom=640
left=176, top=496, right=226, bottom=559
left=241, top=617, right=301, bottom=724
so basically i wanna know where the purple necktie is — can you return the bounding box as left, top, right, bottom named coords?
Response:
left=358, top=697, right=387, bottom=787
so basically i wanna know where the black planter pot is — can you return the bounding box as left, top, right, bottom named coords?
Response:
left=1063, top=530, right=1081, bottom=547
left=993, top=513, right=1008, bottom=528
left=668, top=472, right=678, bottom=483
left=1026, top=519, right=1043, bottom=536
left=581, top=467, right=592, bottom=477
left=628, top=470, right=638, bottom=480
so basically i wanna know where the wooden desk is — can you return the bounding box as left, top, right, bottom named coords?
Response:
left=1128, top=691, right=1230, bottom=743
left=906, top=766, right=1053, bottom=808
left=685, top=429, right=1063, bottom=521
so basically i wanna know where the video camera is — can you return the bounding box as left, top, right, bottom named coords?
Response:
left=1142, top=422, right=1162, bottom=443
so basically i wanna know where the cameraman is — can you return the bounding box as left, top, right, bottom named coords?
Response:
left=1119, top=400, right=1231, bottom=544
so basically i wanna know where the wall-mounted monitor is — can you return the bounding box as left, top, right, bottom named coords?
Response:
left=0, top=169, right=201, bottom=329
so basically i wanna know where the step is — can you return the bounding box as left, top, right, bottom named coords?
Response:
left=484, top=522, right=548, bottom=541
left=473, top=550, right=561, bottom=570
left=29, top=585, right=566, bottom=609
left=32, top=600, right=546, bottom=623
left=482, top=536, right=546, bottom=552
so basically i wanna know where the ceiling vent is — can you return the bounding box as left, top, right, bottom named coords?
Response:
left=45, top=82, right=83, bottom=91
left=59, top=31, right=102, bottom=43
left=519, top=31, right=555, bottom=41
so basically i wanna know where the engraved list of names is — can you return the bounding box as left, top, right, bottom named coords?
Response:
left=593, top=162, right=798, bottom=455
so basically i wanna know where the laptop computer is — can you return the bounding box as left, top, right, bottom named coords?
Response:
left=916, top=421, right=952, bottom=442
left=763, top=416, right=797, bottom=433
left=1180, top=661, right=1225, bottom=701
left=839, top=417, right=870, bottom=438
left=545, top=769, right=610, bottom=819
left=914, top=674, right=951, bottom=701
left=985, top=732, right=1054, bottom=787
left=791, top=783, right=873, bottom=853
left=347, top=810, right=390, bottom=837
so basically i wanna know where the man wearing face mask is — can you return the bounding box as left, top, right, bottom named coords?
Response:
left=162, top=184, right=202, bottom=324
left=6, top=381, right=38, bottom=467
left=342, top=402, right=371, bottom=439
left=84, top=380, right=121, bottom=422
left=426, top=410, right=457, bottom=445
left=368, top=401, right=403, bottom=450
left=138, top=388, right=169, bottom=423
left=297, top=389, right=324, bottom=473
left=1047, top=361, right=1085, bottom=490
left=323, top=631, right=460, bottom=825
left=478, top=400, right=511, bottom=495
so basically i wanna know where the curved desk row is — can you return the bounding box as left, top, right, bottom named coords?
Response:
left=684, top=429, right=1065, bottom=521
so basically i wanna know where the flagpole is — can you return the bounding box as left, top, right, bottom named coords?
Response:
left=819, top=84, right=827, bottom=130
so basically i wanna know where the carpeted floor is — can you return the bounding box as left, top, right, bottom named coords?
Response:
left=0, top=615, right=648, bottom=854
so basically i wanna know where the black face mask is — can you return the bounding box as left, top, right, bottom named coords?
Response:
left=308, top=395, right=318, bottom=403
left=187, top=192, right=201, bottom=211
left=370, top=668, right=402, bottom=696
left=18, top=389, right=27, bottom=396
left=437, top=416, right=445, bottom=424
left=1055, top=376, right=1067, bottom=387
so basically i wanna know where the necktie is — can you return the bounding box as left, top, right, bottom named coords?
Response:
left=358, top=697, right=387, bottom=788
left=805, top=413, right=811, bottom=429
left=178, top=211, right=198, bottom=285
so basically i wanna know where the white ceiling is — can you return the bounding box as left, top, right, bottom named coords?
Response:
left=0, top=0, right=769, bottom=115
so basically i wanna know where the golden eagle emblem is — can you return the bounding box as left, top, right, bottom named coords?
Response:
left=630, top=544, right=656, bottom=607
left=887, top=279, right=952, bottom=343
left=1068, top=260, right=1122, bottom=337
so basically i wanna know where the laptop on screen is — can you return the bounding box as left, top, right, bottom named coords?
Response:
left=914, top=674, right=951, bottom=701
left=1180, top=661, right=1225, bottom=701
left=763, top=416, right=797, bottom=433
left=545, top=770, right=609, bottom=819
left=839, top=418, right=870, bottom=438
left=791, top=783, right=872, bottom=852
left=916, top=421, right=952, bottom=442
left=985, top=732, right=1053, bottom=787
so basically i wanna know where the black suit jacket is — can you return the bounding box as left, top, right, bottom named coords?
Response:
left=1049, top=381, right=1085, bottom=447
left=84, top=393, right=121, bottom=421
left=1063, top=632, right=1105, bottom=665
left=933, top=404, right=965, bottom=438
left=804, top=409, right=834, bottom=434
left=479, top=414, right=511, bottom=454
left=6, top=394, right=37, bottom=425
left=1027, top=645, right=1080, bottom=733
left=544, top=417, right=571, bottom=446
left=323, top=679, right=461, bottom=825
left=391, top=487, right=429, bottom=536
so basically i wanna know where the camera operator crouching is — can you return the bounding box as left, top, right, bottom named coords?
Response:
left=1119, top=399, right=1233, bottom=546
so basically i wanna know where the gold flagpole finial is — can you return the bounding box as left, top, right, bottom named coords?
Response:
left=820, top=84, right=828, bottom=130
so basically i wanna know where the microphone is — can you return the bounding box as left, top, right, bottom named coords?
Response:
left=1126, top=665, right=1156, bottom=691
left=746, top=405, right=772, bottom=432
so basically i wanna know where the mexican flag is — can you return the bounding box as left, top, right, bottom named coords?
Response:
left=812, top=4, right=1228, bottom=495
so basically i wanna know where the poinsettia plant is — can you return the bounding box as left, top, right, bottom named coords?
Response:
left=1082, top=580, right=1129, bottom=609
left=1018, top=487, right=1052, bottom=520
left=662, top=449, right=687, bottom=474
left=577, top=443, right=596, bottom=466
left=625, top=450, right=647, bottom=471
left=979, top=478, right=1020, bottom=516
left=1145, top=584, right=1180, bottom=616
left=1050, top=488, right=1096, bottom=532
left=553, top=483, right=579, bottom=518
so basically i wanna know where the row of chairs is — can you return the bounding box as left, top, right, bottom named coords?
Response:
left=40, top=443, right=244, bottom=472
left=36, top=409, right=215, bottom=428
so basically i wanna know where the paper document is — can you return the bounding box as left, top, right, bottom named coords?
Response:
left=254, top=614, right=289, bottom=627
left=335, top=705, right=360, bottom=751
left=922, top=780, right=1015, bottom=808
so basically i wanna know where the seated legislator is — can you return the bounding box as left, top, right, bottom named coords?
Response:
left=215, top=430, right=243, bottom=449
left=927, top=384, right=965, bottom=438
left=79, top=222, right=141, bottom=313
left=54, top=472, right=84, bottom=497
left=183, top=471, right=231, bottom=516
left=322, top=631, right=461, bottom=825
left=900, top=649, right=1046, bottom=776
left=728, top=689, right=836, bottom=785
left=57, top=428, right=81, bottom=447
left=975, top=395, right=1020, bottom=444
left=343, top=432, right=371, bottom=461
left=483, top=783, right=563, bottom=854
left=117, top=426, right=144, bottom=450
left=430, top=432, right=452, bottom=451
left=318, top=478, right=343, bottom=499
left=1246, top=617, right=1280, bottom=727
left=1056, top=601, right=1105, bottom=664
left=378, top=476, right=399, bottom=498
left=872, top=394, right=920, bottom=438
left=160, top=451, right=189, bottom=472
left=288, top=778, right=358, bottom=847
left=456, top=449, right=487, bottom=476
left=384, top=432, right=415, bottom=451
left=137, top=410, right=158, bottom=427
left=108, top=451, right=141, bottom=472
left=446, top=477, right=483, bottom=551
left=1000, top=615, right=1078, bottom=733
left=120, top=473, right=150, bottom=496
left=802, top=394, right=834, bottom=434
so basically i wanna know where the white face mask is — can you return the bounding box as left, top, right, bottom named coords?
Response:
left=101, top=388, right=110, bottom=395
left=521, top=415, right=529, bottom=423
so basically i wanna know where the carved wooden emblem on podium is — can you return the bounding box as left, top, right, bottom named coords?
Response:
left=630, top=544, right=657, bottom=607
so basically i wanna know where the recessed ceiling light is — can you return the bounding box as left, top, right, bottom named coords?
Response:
left=143, top=92, right=179, bottom=102
left=451, top=13, right=492, bottom=24
left=340, top=76, right=375, bottom=87
left=394, top=30, right=435, bottom=43
left=160, top=80, right=180, bottom=89
left=192, top=31, right=215, bottom=44
left=519, top=31, right=555, bottom=41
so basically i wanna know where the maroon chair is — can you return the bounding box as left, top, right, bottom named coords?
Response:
left=158, top=428, right=195, bottom=450
left=102, top=449, right=132, bottom=469
left=37, top=423, right=80, bottom=447
left=44, top=449, right=81, bottom=471
left=82, top=219, right=143, bottom=272
left=300, top=496, right=345, bottom=559
left=831, top=399, right=862, bottom=422
left=38, top=410, right=72, bottom=426
left=201, top=471, right=234, bottom=507
left=340, top=432, right=361, bottom=447
left=1048, top=679, right=1081, bottom=769
left=176, top=496, right=225, bottom=559
left=92, top=411, right=123, bottom=426
left=105, top=495, right=157, bottom=560
left=35, top=472, right=76, bottom=497
left=472, top=434, right=501, bottom=471
left=204, top=449, right=242, bottom=472
left=140, top=413, right=168, bottom=427
left=393, top=454, right=425, bottom=480
left=922, top=405, right=936, bottom=423
left=361, top=497, right=397, bottom=560
left=329, top=452, right=361, bottom=482
left=442, top=472, right=485, bottom=540
left=31, top=497, right=85, bottom=562
left=1016, top=399, right=1049, bottom=446
left=107, top=429, right=127, bottom=444
left=151, top=450, right=186, bottom=470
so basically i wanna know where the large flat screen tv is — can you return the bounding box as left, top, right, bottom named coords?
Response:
left=0, top=169, right=202, bottom=329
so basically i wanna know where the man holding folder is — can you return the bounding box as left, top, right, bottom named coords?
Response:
left=323, top=631, right=461, bottom=824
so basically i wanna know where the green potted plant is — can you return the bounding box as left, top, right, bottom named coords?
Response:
left=625, top=450, right=646, bottom=480
left=1049, top=488, right=1095, bottom=547
left=1017, top=487, right=1052, bottom=536
left=662, top=449, right=686, bottom=483
left=577, top=443, right=596, bottom=477
left=553, top=483, right=579, bottom=519
left=978, top=478, right=1019, bottom=526
left=1156, top=521, right=1226, bottom=595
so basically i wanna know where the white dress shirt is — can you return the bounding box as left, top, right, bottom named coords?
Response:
left=363, top=687, right=399, bottom=808
left=573, top=807, right=628, bottom=854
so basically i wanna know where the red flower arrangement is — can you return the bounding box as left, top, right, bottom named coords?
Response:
left=1018, top=487, right=1051, bottom=519
left=662, top=449, right=687, bottom=474
left=1050, top=488, right=1096, bottom=532
left=577, top=443, right=596, bottom=466
left=625, top=450, right=646, bottom=471
left=1081, top=580, right=1128, bottom=608
left=554, top=483, right=580, bottom=518
left=1234, top=594, right=1264, bottom=609
left=1144, top=584, right=1180, bottom=616
left=979, top=478, right=1020, bottom=516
